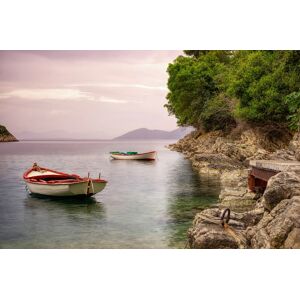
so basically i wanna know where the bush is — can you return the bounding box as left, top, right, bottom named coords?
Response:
left=285, top=92, right=300, bottom=131
left=200, top=94, right=236, bottom=132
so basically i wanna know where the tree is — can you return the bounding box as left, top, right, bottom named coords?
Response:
left=165, top=51, right=231, bottom=129
left=165, top=50, right=300, bottom=132
left=227, top=51, right=300, bottom=123
left=285, top=92, right=300, bottom=132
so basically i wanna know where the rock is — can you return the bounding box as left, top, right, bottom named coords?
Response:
left=170, top=126, right=300, bottom=248
left=189, top=171, right=300, bottom=249
left=219, top=169, right=258, bottom=211
left=191, top=153, right=243, bottom=176
left=0, top=125, right=18, bottom=142
left=247, top=171, right=300, bottom=248
left=188, top=208, right=241, bottom=248
left=248, top=196, right=300, bottom=248
left=263, top=171, right=300, bottom=211
left=188, top=207, right=264, bottom=249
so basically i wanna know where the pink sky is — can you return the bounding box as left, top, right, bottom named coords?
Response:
left=0, top=50, right=182, bottom=139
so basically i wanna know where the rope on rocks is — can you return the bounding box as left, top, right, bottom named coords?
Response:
left=220, top=208, right=247, bottom=248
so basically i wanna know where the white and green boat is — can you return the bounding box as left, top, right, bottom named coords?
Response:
left=110, top=151, right=157, bottom=160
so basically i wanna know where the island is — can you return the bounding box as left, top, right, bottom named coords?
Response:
left=0, top=125, right=18, bottom=142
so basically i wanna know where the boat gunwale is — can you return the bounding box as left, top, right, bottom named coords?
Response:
left=110, top=150, right=156, bottom=156
left=23, top=166, right=107, bottom=185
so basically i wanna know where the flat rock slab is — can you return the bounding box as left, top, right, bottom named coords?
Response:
left=250, top=160, right=300, bottom=172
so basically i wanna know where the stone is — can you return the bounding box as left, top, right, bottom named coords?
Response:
left=219, top=169, right=258, bottom=211
left=248, top=196, right=300, bottom=248
left=263, top=171, right=300, bottom=211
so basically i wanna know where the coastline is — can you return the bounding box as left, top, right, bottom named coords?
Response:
left=169, top=127, right=300, bottom=248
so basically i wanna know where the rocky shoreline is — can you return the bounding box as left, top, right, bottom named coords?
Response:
left=169, top=125, right=300, bottom=248
left=0, top=125, right=18, bottom=142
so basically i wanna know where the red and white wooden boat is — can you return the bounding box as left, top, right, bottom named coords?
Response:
left=23, top=164, right=107, bottom=197
left=110, top=151, right=157, bottom=160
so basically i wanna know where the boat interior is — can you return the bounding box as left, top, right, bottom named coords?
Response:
left=27, top=174, right=81, bottom=184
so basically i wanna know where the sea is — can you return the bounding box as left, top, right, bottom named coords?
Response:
left=0, top=140, right=220, bottom=248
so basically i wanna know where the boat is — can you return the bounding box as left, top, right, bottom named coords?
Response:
left=23, top=163, right=107, bottom=197
left=110, top=151, right=157, bottom=160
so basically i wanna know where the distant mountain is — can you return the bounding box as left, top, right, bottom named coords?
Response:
left=0, top=125, right=18, bottom=142
left=113, top=127, right=194, bottom=140
left=17, top=130, right=109, bottom=140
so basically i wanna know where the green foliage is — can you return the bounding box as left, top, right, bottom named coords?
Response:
left=284, top=92, right=300, bottom=131
left=166, top=50, right=300, bottom=132
left=200, top=94, right=236, bottom=132
left=0, top=125, right=10, bottom=135
left=165, top=51, right=231, bottom=128
left=228, top=51, right=300, bottom=123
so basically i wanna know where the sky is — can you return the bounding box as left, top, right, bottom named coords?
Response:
left=0, top=50, right=182, bottom=139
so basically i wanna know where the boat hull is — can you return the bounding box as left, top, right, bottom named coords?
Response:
left=23, top=165, right=107, bottom=197
left=110, top=151, right=156, bottom=160
left=25, top=180, right=107, bottom=197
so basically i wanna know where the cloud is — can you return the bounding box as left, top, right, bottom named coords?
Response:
left=0, top=88, right=92, bottom=101
left=68, top=83, right=168, bottom=91
left=0, top=88, right=128, bottom=104
left=98, top=97, right=128, bottom=104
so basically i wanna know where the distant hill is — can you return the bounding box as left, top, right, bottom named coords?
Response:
left=0, top=125, right=18, bottom=142
left=16, top=130, right=109, bottom=140
left=113, top=127, right=194, bottom=140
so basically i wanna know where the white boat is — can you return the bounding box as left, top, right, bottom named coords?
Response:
left=23, top=164, right=107, bottom=197
left=110, top=151, right=157, bottom=160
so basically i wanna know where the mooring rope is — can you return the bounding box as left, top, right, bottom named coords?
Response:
left=220, top=208, right=246, bottom=248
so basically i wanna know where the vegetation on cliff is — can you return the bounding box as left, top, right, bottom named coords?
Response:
left=0, top=125, right=18, bottom=142
left=165, top=50, right=300, bottom=132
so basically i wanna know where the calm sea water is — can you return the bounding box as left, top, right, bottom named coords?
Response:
left=0, top=140, right=220, bottom=248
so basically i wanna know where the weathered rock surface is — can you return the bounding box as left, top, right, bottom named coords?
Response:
left=188, top=171, right=300, bottom=249
left=170, top=125, right=300, bottom=248
left=0, top=125, right=18, bottom=142
left=188, top=207, right=264, bottom=249
left=247, top=197, right=300, bottom=248
left=169, top=125, right=299, bottom=210
left=219, top=169, right=258, bottom=211
left=263, top=171, right=300, bottom=211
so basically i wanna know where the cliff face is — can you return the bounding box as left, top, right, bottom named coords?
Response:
left=0, top=125, right=18, bottom=142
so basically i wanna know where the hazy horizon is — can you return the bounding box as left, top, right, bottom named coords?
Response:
left=0, top=50, right=182, bottom=139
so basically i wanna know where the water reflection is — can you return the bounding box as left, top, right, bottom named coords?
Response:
left=25, top=194, right=106, bottom=217
left=166, top=160, right=220, bottom=248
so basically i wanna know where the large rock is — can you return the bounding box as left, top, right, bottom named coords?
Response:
left=188, top=171, right=300, bottom=249
left=246, top=171, right=300, bottom=248
left=248, top=196, right=300, bottom=248
left=219, top=169, right=258, bottom=211
left=188, top=207, right=264, bottom=249
left=191, top=153, right=243, bottom=176
left=263, top=171, right=300, bottom=211
left=188, top=208, right=243, bottom=249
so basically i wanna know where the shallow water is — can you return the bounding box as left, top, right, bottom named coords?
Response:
left=0, top=140, right=220, bottom=248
